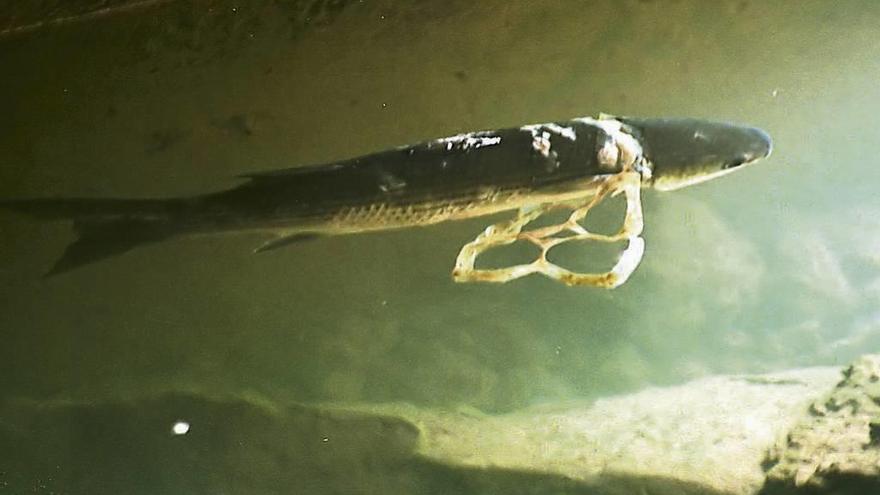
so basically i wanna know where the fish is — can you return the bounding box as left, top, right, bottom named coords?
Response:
left=0, top=115, right=772, bottom=277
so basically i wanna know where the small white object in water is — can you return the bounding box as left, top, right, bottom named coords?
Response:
left=172, top=421, right=190, bottom=435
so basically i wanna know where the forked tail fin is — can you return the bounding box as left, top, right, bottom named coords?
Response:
left=0, top=198, right=179, bottom=275
left=46, top=217, right=173, bottom=275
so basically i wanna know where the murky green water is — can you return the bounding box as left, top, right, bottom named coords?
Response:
left=2, top=1, right=880, bottom=493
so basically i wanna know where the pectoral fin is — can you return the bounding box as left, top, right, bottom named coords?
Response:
left=253, top=233, right=322, bottom=253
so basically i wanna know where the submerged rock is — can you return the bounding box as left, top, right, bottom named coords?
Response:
left=383, top=367, right=841, bottom=495
left=761, top=354, right=880, bottom=494
left=0, top=364, right=850, bottom=495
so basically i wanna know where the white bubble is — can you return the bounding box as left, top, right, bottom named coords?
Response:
left=172, top=421, right=190, bottom=435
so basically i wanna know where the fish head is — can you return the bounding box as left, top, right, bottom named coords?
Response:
left=618, top=117, right=772, bottom=191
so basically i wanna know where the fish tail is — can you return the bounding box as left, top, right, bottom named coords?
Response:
left=0, top=197, right=181, bottom=275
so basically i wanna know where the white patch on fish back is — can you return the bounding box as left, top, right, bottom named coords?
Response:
left=574, top=116, right=649, bottom=177
left=520, top=123, right=577, bottom=141
left=520, top=122, right=577, bottom=160
left=531, top=131, right=552, bottom=158
left=597, top=136, right=619, bottom=169
left=436, top=132, right=502, bottom=151
left=544, top=123, right=577, bottom=140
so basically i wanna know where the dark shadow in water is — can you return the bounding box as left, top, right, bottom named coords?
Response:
left=413, top=460, right=734, bottom=495
left=760, top=477, right=880, bottom=495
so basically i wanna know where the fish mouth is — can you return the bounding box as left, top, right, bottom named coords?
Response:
left=650, top=159, right=757, bottom=191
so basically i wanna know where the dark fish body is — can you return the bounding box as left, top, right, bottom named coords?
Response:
left=0, top=116, right=772, bottom=275
left=181, top=119, right=616, bottom=235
